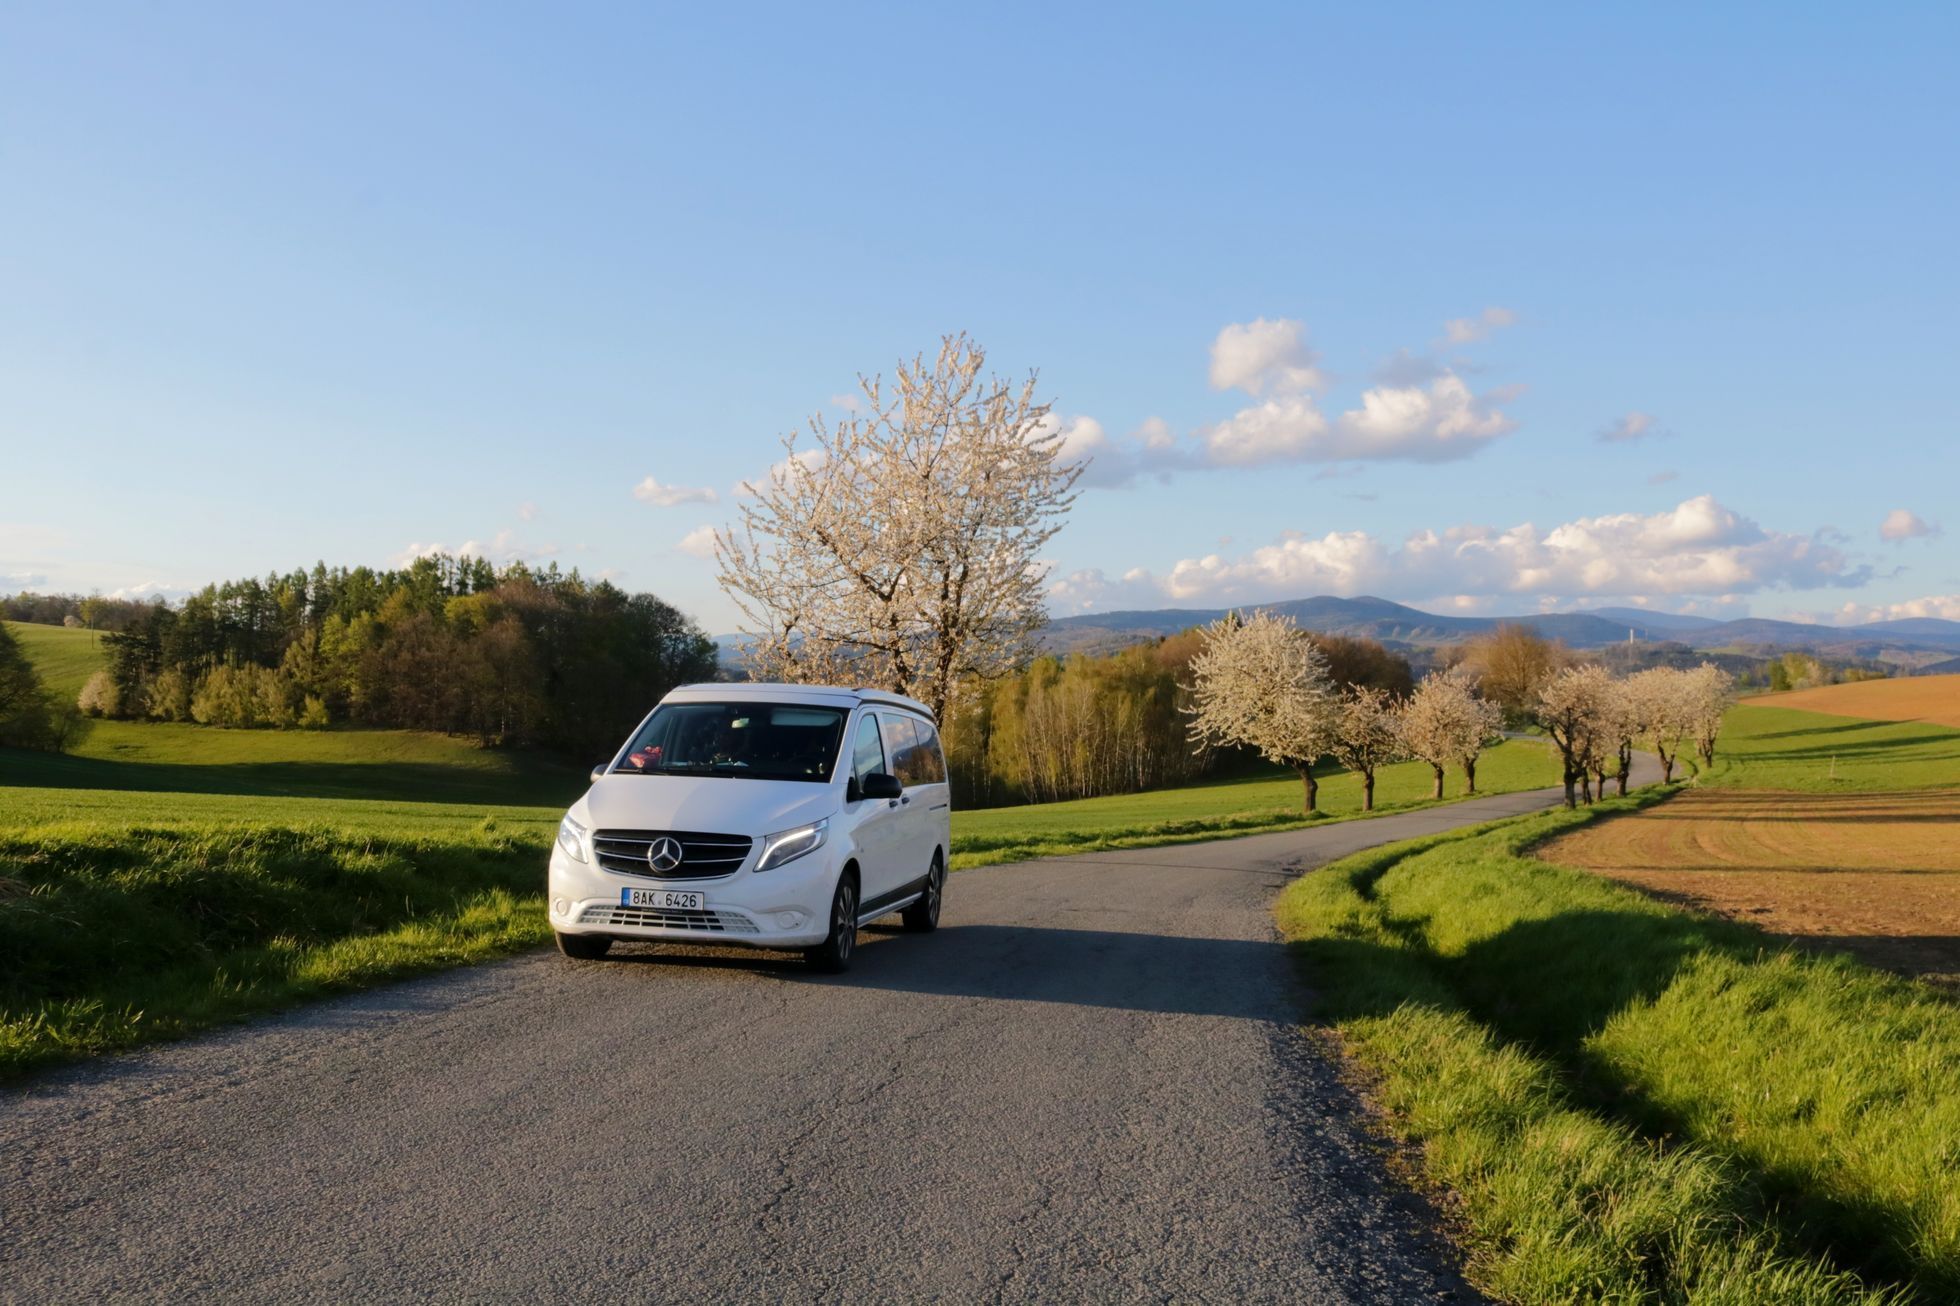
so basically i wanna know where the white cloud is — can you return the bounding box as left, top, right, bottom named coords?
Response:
left=1208, top=318, right=1327, bottom=395
left=1035, top=413, right=1197, bottom=489
left=1879, top=508, right=1940, bottom=542
left=1200, top=372, right=1517, bottom=467
left=733, top=446, right=827, bottom=499
left=828, top=393, right=863, bottom=413
left=107, top=581, right=190, bottom=601
left=633, top=476, right=719, bottom=507
left=1053, top=495, right=1868, bottom=611
left=1825, top=594, right=1960, bottom=624
left=1, top=570, right=49, bottom=591
left=517, top=501, right=539, bottom=522
left=1441, top=306, right=1518, bottom=345
left=392, top=528, right=556, bottom=567
left=1596, top=411, right=1667, bottom=443
left=677, top=525, right=719, bottom=559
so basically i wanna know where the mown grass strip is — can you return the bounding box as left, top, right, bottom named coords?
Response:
left=0, top=821, right=553, bottom=1080
left=1277, top=795, right=1958, bottom=1304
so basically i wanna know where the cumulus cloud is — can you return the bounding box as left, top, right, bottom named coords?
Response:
left=733, top=446, right=827, bottom=499
left=393, top=528, right=558, bottom=567
left=1051, top=495, right=1869, bottom=611
left=1208, top=318, right=1328, bottom=395
left=1441, top=306, right=1518, bottom=345
left=677, top=525, right=719, bottom=559
left=1036, top=413, right=1199, bottom=489
left=1596, top=411, right=1668, bottom=443
left=633, top=476, right=719, bottom=507
left=1879, top=508, right=1939, bottom=542
left=106, top=581, right=191, bottom=601
left=1200, top=372, right=1518, bottom=467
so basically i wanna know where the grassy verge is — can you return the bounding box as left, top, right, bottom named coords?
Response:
left=1277, top=795, right=1957, bottom=1303
left=0, top=818, right=555, bottom=1080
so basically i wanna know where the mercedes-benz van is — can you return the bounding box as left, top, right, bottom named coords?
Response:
left=547, top=684, right=951, bottom=972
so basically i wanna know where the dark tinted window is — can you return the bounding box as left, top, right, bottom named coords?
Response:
left=880, top=712, right=946, bottom=788
left=850, top=714, right=886, bottom=786
left=914, top=720, right=947, bottom=785
left=618, top=702, right=847, bottom=783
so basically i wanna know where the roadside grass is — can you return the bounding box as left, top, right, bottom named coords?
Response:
left=1278, top=795, right=1957, bottom=1304
left=1702, top=704, right=1960, bottom=792
left=4, top=620, right=106, bottom=701
left=0, top=819, right=555, bottom=1079
left=950, top=737, right=1560, bottom=868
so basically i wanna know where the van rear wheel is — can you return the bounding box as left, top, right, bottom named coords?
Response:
left=556, top=932, right=611, bottom=960
left=902, top=855, right=944, bottom=932
left=805, top=874, right=858, bottom=973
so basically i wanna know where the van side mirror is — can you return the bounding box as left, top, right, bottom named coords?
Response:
left=590, top=763, right=610, bottom=783
left=859, top=772, right=903, bottom=801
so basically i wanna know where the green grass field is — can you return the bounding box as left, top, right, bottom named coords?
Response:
left=1273, top=704, right=1960, bottom=1303
left=949, top=739, right=1560, bottom=867
left=1278, top=796, right=1954, bottom=1303
left=1704, top=702, right=1960, bottom=791
left=5, top=620, right=108, bottom=701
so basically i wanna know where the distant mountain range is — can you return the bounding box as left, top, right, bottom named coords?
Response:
left=1035, top=595, right=1960, bottom=663
left=710, top=595, right=1960, bottom=671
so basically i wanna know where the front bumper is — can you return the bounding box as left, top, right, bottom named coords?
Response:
left=547, top=843, right=835, bottom=949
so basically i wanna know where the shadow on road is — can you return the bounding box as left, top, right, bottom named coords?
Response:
left=605, top=923, right=1299, bottom=1022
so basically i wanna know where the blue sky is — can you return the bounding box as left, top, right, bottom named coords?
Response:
left=4, top=2, right=1956, bottom=633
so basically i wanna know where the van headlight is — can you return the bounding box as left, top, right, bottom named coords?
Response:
left=756, top=819, right=827, bottom=873
left=556, top=814, right=591, bottom=864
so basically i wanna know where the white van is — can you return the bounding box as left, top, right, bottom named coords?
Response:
left=547, top=684, right=952, bottom=972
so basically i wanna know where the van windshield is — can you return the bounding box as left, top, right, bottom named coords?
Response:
left=614, top=702, right=848, bottom=783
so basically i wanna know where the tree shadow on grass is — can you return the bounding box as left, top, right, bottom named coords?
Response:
left=1300, top=908, right=1952, bottom=1300
left=0, top=745, right=583, bottom=807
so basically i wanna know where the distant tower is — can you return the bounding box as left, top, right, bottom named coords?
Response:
left=1628, top=627, right=1635, bottom=645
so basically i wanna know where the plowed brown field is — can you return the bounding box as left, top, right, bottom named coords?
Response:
left=1540, top=788, right=1960, bottom=988
left=1768, top=674, right=1960, bottom=728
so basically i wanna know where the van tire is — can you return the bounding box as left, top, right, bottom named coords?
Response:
left=805, top=873, right=858, bottom=973
left=556, top=932, right=611, bottom=960
left=902, top=855, right=944, bottom=933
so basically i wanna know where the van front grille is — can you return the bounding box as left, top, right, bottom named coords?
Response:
left=591, top=830, right=753, bottom=879
left=578, top=905, right=761, bottom=934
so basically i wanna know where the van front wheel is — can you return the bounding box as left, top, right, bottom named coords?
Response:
left=805, top=874, right=858, bottom=973
left=556, top=932, right=611, bottom=960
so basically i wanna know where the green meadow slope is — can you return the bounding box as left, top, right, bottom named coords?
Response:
left=1279, top=704, right=1960, bottom=1303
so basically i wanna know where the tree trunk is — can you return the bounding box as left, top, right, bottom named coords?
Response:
left=1616, top=745, right=1631, bottom=797
left=1430, top=763, right=1444, bottom=800
left=1298, top=762, right=1318, bottom=813
left=1580, top=771, right=1594, bottom=804
left=1658, top=748, right=1674, bottom=783
left=1463, top=756, right=1478, bottom=795
left=1562, top=767, right=1578, bottom=809
left=1361, top=768, right=1375, bottom=812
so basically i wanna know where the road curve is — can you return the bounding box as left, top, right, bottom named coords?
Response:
left=2, top=781, right=1633, bottom=1302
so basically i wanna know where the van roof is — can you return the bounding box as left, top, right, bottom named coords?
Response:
left=662, top=682, right=935, bottom=722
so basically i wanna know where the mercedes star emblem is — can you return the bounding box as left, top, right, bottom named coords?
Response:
left=647, top=836, right=684, bottom=873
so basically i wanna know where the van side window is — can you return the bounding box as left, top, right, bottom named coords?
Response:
left=914, top=720, right=947, bottom=785
left=879, top=713, right=922, bottom=787
left=849, top=714, right=886, bottom=790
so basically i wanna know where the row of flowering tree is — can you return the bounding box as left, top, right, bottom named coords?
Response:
left=1184, top=611, right=1736, bottom=814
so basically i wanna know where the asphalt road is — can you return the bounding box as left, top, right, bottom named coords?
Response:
left=2, top=781, right=1637, bottom=1302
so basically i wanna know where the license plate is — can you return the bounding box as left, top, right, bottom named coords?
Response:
left=622, top=888, right=705, bottom=910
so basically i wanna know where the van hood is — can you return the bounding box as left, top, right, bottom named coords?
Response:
left=577, top=774, right=837, bottom=836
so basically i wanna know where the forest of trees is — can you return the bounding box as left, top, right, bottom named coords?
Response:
left=80, top=556, right=717, bottom=759
left=941, top=628, right=1415, bottom=808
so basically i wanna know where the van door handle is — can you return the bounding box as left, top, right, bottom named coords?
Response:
left=899, top=795, right=911, bottom=806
